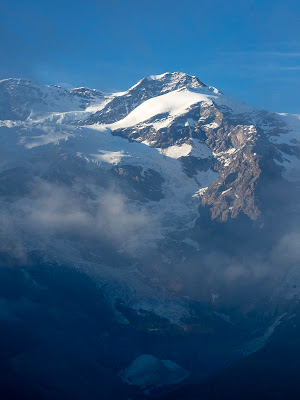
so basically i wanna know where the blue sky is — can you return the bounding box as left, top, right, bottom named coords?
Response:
left=1, top=0, right=300, bottom=112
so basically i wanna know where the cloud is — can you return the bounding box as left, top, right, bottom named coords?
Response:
left=1, top=174, right=300, bottom=319
left=221, top=51, right=300, bottom=57
left=266, top=52, right=300, bottom=57
left=277, top=66, right=300, bottom=70
left=0, top=181, right=158, bottom=264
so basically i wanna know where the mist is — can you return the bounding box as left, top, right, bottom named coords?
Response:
left=1, top=173, right=300, bottom=320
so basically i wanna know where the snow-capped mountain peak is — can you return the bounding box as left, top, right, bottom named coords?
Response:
left=1, top=73, right=300, bottom=395
left=127, top=71, right=220, bottom=97
left=1, top=72, right=300, bottom=225
left=0, top=78, right=106, bottom=121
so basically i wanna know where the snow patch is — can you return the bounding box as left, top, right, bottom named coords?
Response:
left=159, top=143, right=192, bottom=159
left=243, top=314, right=286, bottom=356
left=193, top=169, right=219, bottom=197
left=274, top=151, right=300, bottom=182
left=190, top=139, right=212, bottom=158
left=120, top=354, right=189, bottom=389
left=157, top=139, right=211, bottom=160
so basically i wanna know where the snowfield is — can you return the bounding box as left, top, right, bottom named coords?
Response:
left=109, top=89, right=217, bottom=129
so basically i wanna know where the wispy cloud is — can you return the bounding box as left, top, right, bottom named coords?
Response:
left=222, top=51, right=300, bottom=58
left=258, top=52, right=300, bottom=57
left=278, top=65, right=300, bottom=70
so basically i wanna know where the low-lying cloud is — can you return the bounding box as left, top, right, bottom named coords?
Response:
left=0, top=180, right=158, bottom=265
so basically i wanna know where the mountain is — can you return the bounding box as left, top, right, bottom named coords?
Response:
left=0, top=72, right=300, bottom=399
left=0, top=78, right=107, bottom=121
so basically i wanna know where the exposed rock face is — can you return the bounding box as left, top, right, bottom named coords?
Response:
left=93, top=76, right=296, bottom=224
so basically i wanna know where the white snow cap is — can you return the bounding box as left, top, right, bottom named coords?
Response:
left=110, top=89, right=217, bottom=130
